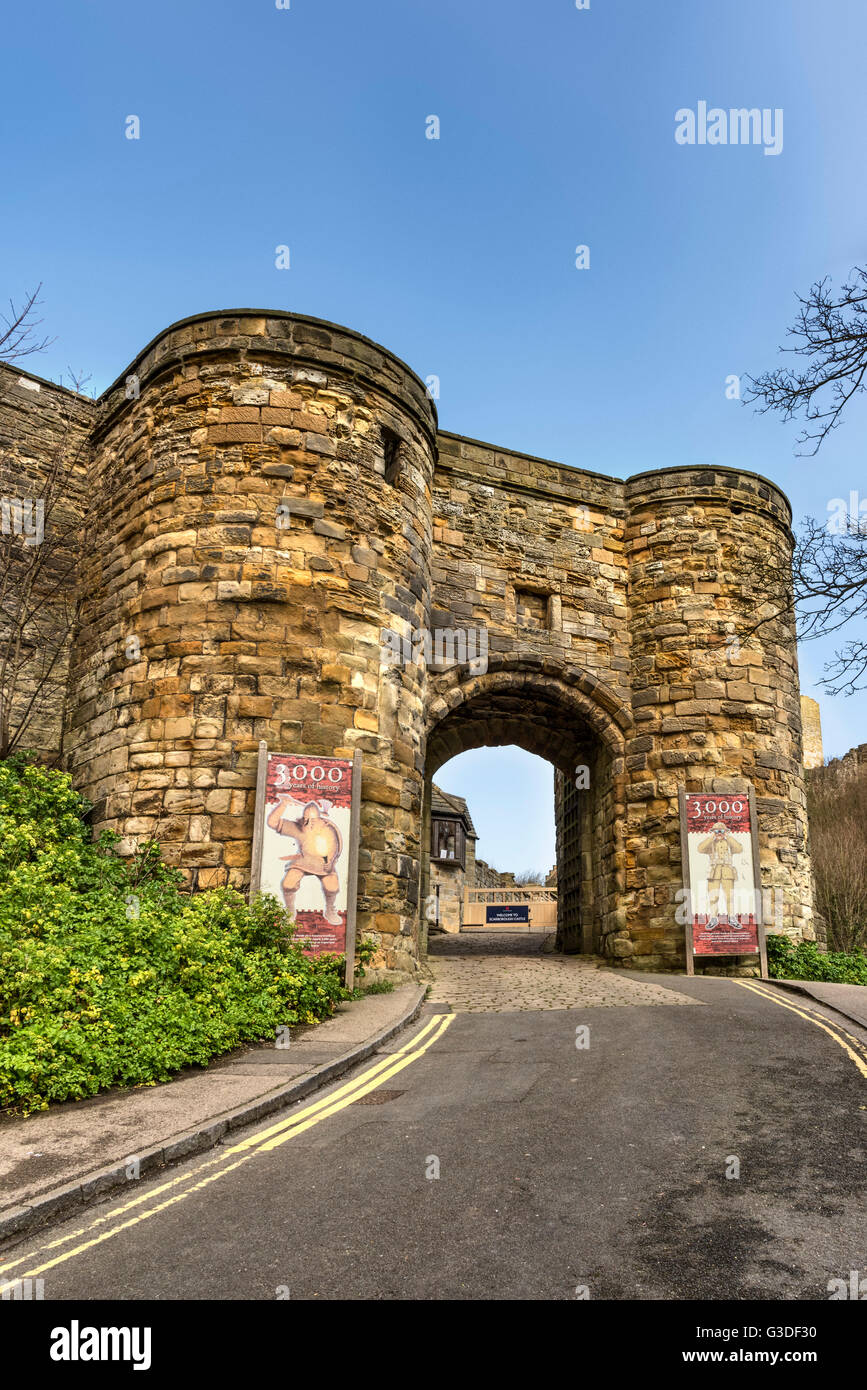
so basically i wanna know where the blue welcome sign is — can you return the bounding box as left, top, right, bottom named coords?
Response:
left=485, top=904, right=530, bottom=924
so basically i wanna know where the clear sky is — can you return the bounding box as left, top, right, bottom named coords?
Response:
left=3, top=0, right=866, bottom=873
left=436, top=747, right=557, bottom=877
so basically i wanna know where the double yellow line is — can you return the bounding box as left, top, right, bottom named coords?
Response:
left=0, top=1011, right=454, bottom=1288
left=736, top=979, right=867, bottom=1079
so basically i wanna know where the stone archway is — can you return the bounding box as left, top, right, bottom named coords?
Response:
left=422, top=659, right=629, bottom=960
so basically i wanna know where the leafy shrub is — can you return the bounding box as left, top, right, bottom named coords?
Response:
left=361, top=979, right=395, bottom=995
left=0, top=754, right=352, bottom=1114
left=767, top=933, right=867, bottom=986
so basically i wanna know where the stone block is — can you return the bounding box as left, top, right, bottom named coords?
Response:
left=726, top=680, right=755, bottom=701
left=217, top=580, right=253, bottom=600
left=197, top=867, right=228, bottom=889
left=313, top=519, right=347, bottom=540
left=305, top=433, right=336, bottom=456
left=280, top=498, right=325, bottom=519
left=208, top=424, right=262, bottom=444
left=210, top=813, right=254, bottom=839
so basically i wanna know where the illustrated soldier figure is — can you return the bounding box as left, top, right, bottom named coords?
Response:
left=697, top=820, right=743, bottom=928
left=266, top=797, right=343, bottom=926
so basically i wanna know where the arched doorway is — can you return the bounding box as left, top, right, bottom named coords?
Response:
left=422, top=661, right=629, bottom=960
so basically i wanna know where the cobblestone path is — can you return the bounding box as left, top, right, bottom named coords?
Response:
left=426, top=931, right=697, bottom=1012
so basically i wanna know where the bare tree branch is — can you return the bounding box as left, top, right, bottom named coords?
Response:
left=744, top=268, right=867, bottom=455
left=0, top=309, right=93, bottom=758
left=0, top=285, right=54, bottom=365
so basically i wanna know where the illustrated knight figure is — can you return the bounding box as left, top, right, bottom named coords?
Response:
left=265, top=797, right=344, bottom=926
left=697, top=820, right=743, bottom=928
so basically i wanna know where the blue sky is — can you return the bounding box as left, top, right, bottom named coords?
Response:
left=3, top=0, right=865, bottom=872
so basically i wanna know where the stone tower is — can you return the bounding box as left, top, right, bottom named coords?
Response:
left=800, top=696, right=823, bottom=769
left=62, top=312, right=437, bottom=974
left=622, top=468, right=813, bottom=962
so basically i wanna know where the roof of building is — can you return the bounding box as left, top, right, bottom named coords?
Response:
left=431, top=784, right=478, bottom=838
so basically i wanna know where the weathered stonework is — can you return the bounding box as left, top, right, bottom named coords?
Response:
left=822, top=740, right=867, bottom=777
left=800, top=695, right=823, bottom=769
left=0, top=370, right=93, bottom=757
left=0, top=309, right=815, bottom=973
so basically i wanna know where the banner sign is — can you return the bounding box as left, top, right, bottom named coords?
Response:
left=485, top=904, right=530, bottom=924
left=678, top=787, right=767, bottom=976
left=250, top=746, right=362, bottom=987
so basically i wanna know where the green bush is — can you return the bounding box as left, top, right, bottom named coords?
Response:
left=766, top=933, right=867, bottom=986
left=0, top=754, right=351, bottom=1114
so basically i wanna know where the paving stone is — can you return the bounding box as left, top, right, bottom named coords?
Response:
left=427, top=932, right=696, bottom=1013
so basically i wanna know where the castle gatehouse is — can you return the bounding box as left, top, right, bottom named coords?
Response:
left=0, top=310, right=815, bottom=973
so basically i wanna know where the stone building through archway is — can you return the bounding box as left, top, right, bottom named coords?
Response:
left=421, top=662, right=628, bottom=959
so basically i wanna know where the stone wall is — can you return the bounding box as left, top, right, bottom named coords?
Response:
left=474, top=858, right=515, bottom=888
left=0, top=363, right=93, bottom=758
left=0, top=309, right=815, bottom=974
left=432, top=433, right=630, bottom=706
left=820, top=741, right=867, bottom=777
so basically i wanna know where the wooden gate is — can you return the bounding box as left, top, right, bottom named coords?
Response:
left=462, top=885, right=557, bottom=931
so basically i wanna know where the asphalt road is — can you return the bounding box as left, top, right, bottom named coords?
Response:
left=2, top=972, right=865, bottom=1301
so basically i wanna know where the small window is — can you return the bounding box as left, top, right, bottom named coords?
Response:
left=516, top=588, right=548, bottom=629
left=382, top=428, right=402, bottom=485
left=432, top=817, right=465, bottom=869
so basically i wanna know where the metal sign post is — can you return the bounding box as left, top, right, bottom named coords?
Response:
left=249, top=740, right=269, bottom=898
left=748, top=784, right=769, bottom=980
left=679, top=786, right=696, bottom=977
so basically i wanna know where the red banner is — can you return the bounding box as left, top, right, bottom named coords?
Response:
left=691, top=914, right=760, bottom=955
left=684, top=792, right=758, bottom=957
left=260, top=754, right=355, bottom=956
left=685, top=793, right=751, bottom=834
left=265, top=755, right=353, bottom=808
